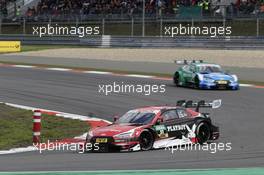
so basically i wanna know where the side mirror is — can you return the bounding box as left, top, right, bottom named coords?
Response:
left=156, top=118, right=163, bottom=125
left=113, top=115, right=119, bottom=122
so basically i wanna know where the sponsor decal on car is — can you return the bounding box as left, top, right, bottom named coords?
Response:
left=167, top=124, right=188, bottom=132
left=154, top=125, right=168, bottom=138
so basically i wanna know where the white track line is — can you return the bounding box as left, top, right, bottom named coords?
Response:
left=83, top=71, right=112, bottom=74
left=1, top=63, right=263, bottom=89
left=74, top=133, right=87, bottom=140
left=45, top=68, right=72, bottom=71
left=0, top=146, right=38, bottom=155
left=125, top=74, right=155, bottom=78
left=0, top=102, right=112, bottom=155
left=2, top=102, right=111, bottom=124
left=240, top=84, right=253, bottom=87
left=12, top=65, right=36, bottom=68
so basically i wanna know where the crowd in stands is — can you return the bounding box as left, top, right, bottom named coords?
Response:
left=24, top=0, right=264, bottom=19
left=1, top=0, right=264, bottom=19
left=25, top=0, right=208, bottom=18
left=0, top=0, right=9, bottom=17
left=228, top=0, right=264, bottom=16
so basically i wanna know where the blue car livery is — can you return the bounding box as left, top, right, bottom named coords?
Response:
left=174, top=61, right=239, bottom=90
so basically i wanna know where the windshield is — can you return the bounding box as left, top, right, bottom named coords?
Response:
left=117, top=111, right=156, bottom=124
left=198, top=65, right=223, bottom=73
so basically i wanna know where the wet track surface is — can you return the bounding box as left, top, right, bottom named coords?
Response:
left=0, top=67, right=264, bottom=171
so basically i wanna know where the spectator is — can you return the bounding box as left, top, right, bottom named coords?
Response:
left=16, top=5, right=21, bottom=16
left=12, top=5, right=21, bottom=21
left=199, top=0, right=210, bottom=15
left=0, top=0, right=7, bottom=13
left=25, top=0, right=204, bottom=19
left=236, top=0, right=257, bottom=15
left=260, top=2, right=264, bottom=13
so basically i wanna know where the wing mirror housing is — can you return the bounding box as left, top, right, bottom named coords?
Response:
left=113, top=115, right=119, bottom=122
left=156, top=118, right=163, bottom=125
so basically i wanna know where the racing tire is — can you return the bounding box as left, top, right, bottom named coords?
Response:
left=173, top=73, right=180, bottom=86
left=194, top=76, right=200, bottom=89
left=195, top=122, right=211, bottom=144
left=139, top=130, right=154, bottom=151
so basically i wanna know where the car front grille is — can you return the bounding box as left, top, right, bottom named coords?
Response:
left=90, top=136, right=119, bottom=152
left=90, top=136, right=114, bottom=144
left=215, top=80, right=230, bottom=89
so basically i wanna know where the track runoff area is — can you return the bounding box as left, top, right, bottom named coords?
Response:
left=0, top=64, right=264, bottom=174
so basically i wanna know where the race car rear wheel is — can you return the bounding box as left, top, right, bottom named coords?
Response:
left=196, top=122, right=211, bottom=144
left=139, top=130, right=154, bottom=151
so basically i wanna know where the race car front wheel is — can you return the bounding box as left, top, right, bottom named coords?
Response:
left=196, top=122, right=211, bottom=144
left=194, top=76, right=200, bottom=89
left=139, top=130, right=154, bottom=151
left=173, top=73, right=180, bottom=86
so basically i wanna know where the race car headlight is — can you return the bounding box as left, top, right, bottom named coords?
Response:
left=231, top=75, right=238, bottom=82
left=86, top=131, right=93, bottom=140
left=203, top=77, right=215, bottom=83
left=114, top=130, right=134, bottom=139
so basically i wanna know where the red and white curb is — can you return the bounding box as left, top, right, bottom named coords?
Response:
left=2, top=102, right=111, bottom=124
left=0, top=102, right=111, bottom=155
left=0, top=146, right=39, bottom=155
left=1, top=63, right=263, bottom=89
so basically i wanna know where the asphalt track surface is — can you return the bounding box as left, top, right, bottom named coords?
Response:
left=0, top=67, right=264, bottom=171
left=0, top=55, right=263, bottom=82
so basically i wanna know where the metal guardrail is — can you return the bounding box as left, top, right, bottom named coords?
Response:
left=0, top=35, right=264, bottom=49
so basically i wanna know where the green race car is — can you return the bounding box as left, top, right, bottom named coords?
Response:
left=173, top=60, right=239, bottom=90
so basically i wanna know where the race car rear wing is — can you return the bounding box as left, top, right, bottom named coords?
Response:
left=174, top=60, right=203, bottom=65
left=176, top=99, right=222, bottom=112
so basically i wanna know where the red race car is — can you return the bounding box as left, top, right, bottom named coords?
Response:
left=85, top=100, right=221, bottom=152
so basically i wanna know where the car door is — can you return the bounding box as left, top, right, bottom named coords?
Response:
left=153, top=109, right=177, bottom=139
left=184, top=65, right=195, bottom=83
left=160, top=109, right=195, bottom=139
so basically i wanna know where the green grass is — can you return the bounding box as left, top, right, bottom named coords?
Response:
left=0, top=103, right=89, bottom=150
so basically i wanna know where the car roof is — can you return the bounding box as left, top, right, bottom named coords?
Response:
left=131, top=106, right=179, bottom=113
left=127, top=106, right=200, bottom=117
left=192, top=63, right=221, bottom=67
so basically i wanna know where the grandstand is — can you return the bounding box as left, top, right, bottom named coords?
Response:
left=0, top=0, right=9, bottom=18
left=0, top=0, right=263, bottom=21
